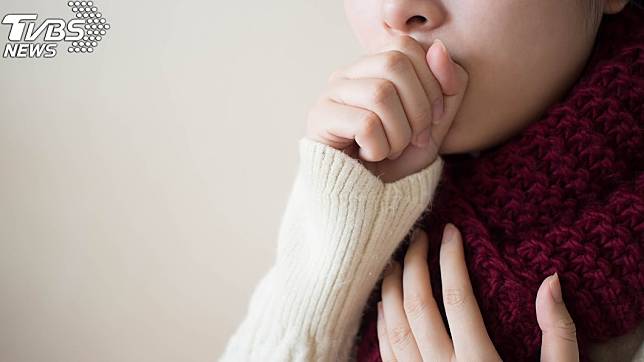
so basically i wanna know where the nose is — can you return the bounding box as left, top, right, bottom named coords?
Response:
left=382, top=0, right=445, bottom=35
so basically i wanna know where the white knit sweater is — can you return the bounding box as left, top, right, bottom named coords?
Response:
left=218, top=137, right=444, bottom=361
left=218, top=137, right=644, bottom=362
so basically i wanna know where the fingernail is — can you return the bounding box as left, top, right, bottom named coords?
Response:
left=435, top=38, right=454, bottom=64
left=549, top=272, right=563, bottom=303
left=442, top=223, right=455, bottom=244
left=414, top=128, right=431, bottom=147
left=410, top=228, right=420, bottom=241
left=383, top=261, right=395, bottom=276
left=432, top=97, right=444, bottom=124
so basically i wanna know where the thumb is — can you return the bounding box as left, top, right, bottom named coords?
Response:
left=535, top=272, right=579, bottom=362
left=424, top=39, right=468, bottom=150
left=426, top=38, right=468, bottom=97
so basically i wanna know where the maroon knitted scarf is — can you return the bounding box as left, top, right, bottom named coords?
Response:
left=355, top=4, right=643, bottom=362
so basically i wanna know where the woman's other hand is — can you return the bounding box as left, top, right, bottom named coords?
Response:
left=377, top=225, right=579, bottom=361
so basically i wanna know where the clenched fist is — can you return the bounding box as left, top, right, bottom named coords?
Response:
left=305, top=35, right=469, bottom=182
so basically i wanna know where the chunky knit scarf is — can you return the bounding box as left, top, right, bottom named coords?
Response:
left=355, top=3, right=643, bottom=362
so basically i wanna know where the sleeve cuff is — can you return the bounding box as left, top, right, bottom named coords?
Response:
left=281, top=137, right=445, bottom=345
left=220, top=137, right=445, bottom=362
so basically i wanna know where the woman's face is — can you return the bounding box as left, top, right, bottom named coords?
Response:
left=343, top=0, right=628, bottom=154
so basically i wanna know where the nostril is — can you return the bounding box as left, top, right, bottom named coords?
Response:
left=407, top=15, right=427, bottom=25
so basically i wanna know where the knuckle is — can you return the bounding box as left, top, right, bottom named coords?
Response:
left=388, top=131, right=412, bottom=157
left=390, top=144, right=406, bottom=159
left=461, top=67, right=470, bottom=82
left=388, top=325, right=413, bottom=348
left=403, top=291, right=428, bottom=320
left=393, top=35, right=421, bottom=54
left=444, top=287, right=468, bottom=311
left=412, top=104, right=432, bottom=125
left=455, top=65, right=470, bottom=89
left=369, top=80, right=396, bottom=106
left=359, top=111, right=382, bottom=136
left=382, top=50, right=411, bottom=74
left=396, top=129, right=413, bottom=153
left=555, top=316, right=577, bottom=342
left=305, top=98, right=336, bottom=142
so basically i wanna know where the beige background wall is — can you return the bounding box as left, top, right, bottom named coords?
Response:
left=0, top=1, right=359, bottom=361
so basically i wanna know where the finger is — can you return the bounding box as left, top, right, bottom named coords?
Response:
left=306, top=98, right=391, bottom=161
left=536, top=273, right=579, bottom=362
left=324, top=77, right=412, bottom=158
left=378, top=35, right=443, bottom=141
left=426, top=39, right=464, bottom=97
left=402, top=228, right=454, bottom=361
left=335, top=45, right=432, bottom=149
left=377, top=301, right=397, bottom=362
left=424, top=39, right=470, bottom=149
left=439, top=223, right=499, bottom=360
left=381, top=260, right=423, bottom=362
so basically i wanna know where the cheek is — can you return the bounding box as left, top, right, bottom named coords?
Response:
left=343, top=0, right=592, bottom=155
left=439, top=2, right=594, bottom=154
left=344, top=0, right=384, bottom=52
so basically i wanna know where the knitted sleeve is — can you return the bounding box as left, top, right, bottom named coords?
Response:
left=218, top=137, right=445, bottom=362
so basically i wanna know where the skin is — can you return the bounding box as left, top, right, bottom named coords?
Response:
left=306, top=35, right=469, bottom=182
left=343, top=0, right=630, bottom=155
left=336, top=2, right=642, bottom=359
left=378, top=225, right=580, bottom=361
left=305, top=0, right=641, bottom=360
left=306, top=0, right=630, bottom=182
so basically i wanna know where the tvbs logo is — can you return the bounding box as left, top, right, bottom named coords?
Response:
left=2, top=1, right=110, bottom=59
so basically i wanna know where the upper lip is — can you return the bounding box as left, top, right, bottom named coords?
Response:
left=418, top=40, right=432, bottom=53
left=383, top=23, right=433, bottom=53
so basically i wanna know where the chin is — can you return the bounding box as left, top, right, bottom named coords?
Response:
left=438, top=126, right=500, bottom=156
left=438, top=126, right=477, bottom=155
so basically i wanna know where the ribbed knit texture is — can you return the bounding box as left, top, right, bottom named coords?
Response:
left=218, top=138, right=445, bottom=361
left=355, top=3, right=644, bottom=362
